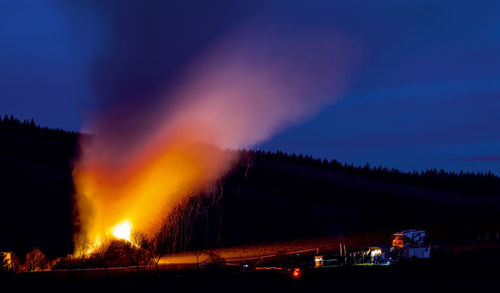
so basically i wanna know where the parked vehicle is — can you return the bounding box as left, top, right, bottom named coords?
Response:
left=391, top=229, right=431, bottom=261
left=314, top=252, right=344, bottom=268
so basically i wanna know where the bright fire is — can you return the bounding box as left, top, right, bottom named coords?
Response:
left=111, top=220, right=132, bottom=242
left=73, top=137, right=232, bottom=255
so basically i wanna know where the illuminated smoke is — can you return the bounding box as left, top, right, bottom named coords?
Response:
left=70, top=2, right=359, bottom=252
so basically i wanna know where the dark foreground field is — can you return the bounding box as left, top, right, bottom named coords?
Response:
left=3, top=247, right=499, bottom=293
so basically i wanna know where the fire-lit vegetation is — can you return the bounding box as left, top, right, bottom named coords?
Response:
left=53, top=239, right=151, bottom=271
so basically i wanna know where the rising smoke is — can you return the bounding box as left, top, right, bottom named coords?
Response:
left=62, top=0, right=360, bottom=251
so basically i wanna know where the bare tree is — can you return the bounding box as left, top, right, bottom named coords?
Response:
left=215, top=180, right=224, bottom=246
left=10, top=253, right=20, bottom=272
left=130, top=231, right=150, bottom=272
left=141, top=229, right=167, bottom=274
left=193, top=250, right=204, bottom=270
left=76, top=237, right=95, bottom=259
left=24, top=248, right=46, bottom=272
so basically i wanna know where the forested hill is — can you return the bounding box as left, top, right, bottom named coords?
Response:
left=1, top=115, right=499, bottom=197
left=252, top=150, right=500, bottom=198
left=0, top=116, right=77, bottom=257
left=0, top=116, right=499, bottom=257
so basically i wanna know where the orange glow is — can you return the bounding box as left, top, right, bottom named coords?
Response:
left=292, top=268, right=301, bottom=278
left=111, top=220, right=132, bottom=242
left=392, top=239, right=404, bottom=248
left=73, top=136, right=234, bottom=254
left=392, top=234, right=404, bottom=248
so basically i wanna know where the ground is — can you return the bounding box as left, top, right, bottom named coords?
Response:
left=2, top=244, right=499, bottom=293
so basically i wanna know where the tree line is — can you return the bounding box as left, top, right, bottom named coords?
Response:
left=2, top=114, right=498, bottom=198
left=1, top=115, right=499, bottom=264
left=251, top=149, right=500, bottom=197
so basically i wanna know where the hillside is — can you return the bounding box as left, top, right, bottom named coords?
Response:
left=0, top=116, right=499, bottom=257
left=0, top=116, right=77, bottom=257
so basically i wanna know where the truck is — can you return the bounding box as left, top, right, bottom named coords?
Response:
left=391, top=229, right=431, bottom=261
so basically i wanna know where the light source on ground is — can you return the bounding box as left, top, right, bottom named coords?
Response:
left=111, top=220, right=132, bottom=242
left=292, top=268, right=301, bottom=278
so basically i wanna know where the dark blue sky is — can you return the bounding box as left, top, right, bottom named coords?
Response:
left=1, top=0, right=500, bottom=174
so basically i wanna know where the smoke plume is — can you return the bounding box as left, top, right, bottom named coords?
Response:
left=66, top=0, right=359, bottom=251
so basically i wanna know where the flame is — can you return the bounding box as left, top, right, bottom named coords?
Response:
left=73, top=137, right=232, bottom=254
left=111, top=220, right=132, bottom=242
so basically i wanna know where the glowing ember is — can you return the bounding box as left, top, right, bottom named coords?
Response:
left=111, top=220, right=132, bottom=242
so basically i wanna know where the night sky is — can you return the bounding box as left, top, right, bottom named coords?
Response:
left=1, top=0, right=499, bottom=174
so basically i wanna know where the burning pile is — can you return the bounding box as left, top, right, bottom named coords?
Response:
left=73, top=139, right=233, bottom=255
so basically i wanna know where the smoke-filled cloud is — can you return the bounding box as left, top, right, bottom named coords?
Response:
left=63, top=0, right=360, bottom=250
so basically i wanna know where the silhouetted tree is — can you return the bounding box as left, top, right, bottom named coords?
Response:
left=130, top=231, right=151, bottom=272
left=24, top=248, right=47, bottom=272
left=141, top=229, right=167, bottom=273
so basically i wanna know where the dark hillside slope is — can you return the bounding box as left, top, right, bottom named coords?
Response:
left=0, top=116, right=77, bottom=257
left=217, top=156, right=500, bottom=248
left=0, top=116, right=499, bottom=257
